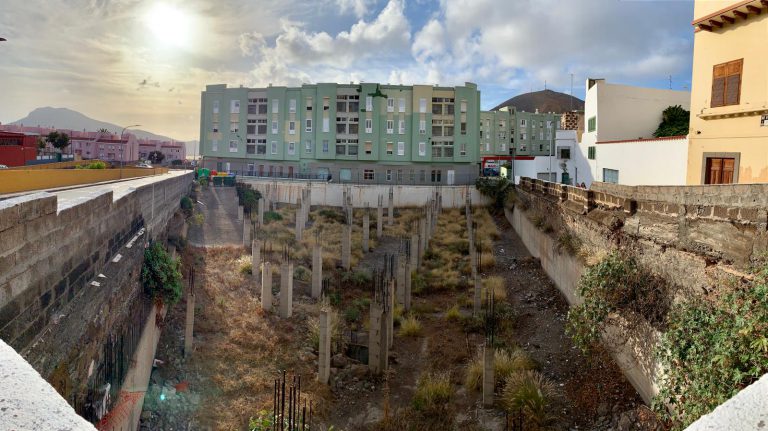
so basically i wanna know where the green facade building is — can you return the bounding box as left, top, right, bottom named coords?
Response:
left=198, top=82, right=558, bottom=185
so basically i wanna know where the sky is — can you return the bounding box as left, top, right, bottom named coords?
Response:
left=0, top=0, right=696, bottom=141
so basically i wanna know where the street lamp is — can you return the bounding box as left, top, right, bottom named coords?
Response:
left=120, top=124, right=141, bottom=178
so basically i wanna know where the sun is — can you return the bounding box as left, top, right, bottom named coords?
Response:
left=144, top=3, right=191, bottom=48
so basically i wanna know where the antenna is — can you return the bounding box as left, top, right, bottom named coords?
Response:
left=570, top=73, right=574, bottom=111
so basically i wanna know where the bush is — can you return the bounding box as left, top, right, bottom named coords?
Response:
left=398, top=315, right=422, bottom=337
left=342, top=270, right=371, bottom=287
left=344, top=306, right=360, bottom=323
left=307, top=308, right=346, bottom=354
left=236, top=255, right=252, bottom=275
left=76, top=161, right=107, bottom=169
left=556, top=231, right=581, bottom=256
left=317, top=208, right=346, bottom=224
left=167, top=235, right=187, bottom=252
left=475, top=176, right=512, bottom=212
left=180, top=196, right=193, bottom=217
left=483, top=276, right=506, bottom=301
left=465, top=348, right=536, bottom=391
left=141, top=242, right=183, bottom=305
left=413, top=372, right=453, bottom=411
left=294, top=265, right=311, bottom=282
left=264, top=211, right=282, bottom=223
left=501, top=371, right=561, bottom=428
left=444, top=304, right=462, bottom=321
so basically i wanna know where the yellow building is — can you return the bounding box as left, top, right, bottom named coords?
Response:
left=687, top=0, right=768, bottom=184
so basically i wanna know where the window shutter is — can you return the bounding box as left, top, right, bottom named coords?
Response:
left=725, top=75, right=741, bottom=106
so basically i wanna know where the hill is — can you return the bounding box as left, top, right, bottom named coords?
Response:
left=10, top=107, right=175, bottom=142
left=491, top=89, right=584, bottom=113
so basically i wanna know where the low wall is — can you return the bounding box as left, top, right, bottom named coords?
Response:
left=0, top=167, right=170, bottom=194
left=6, top=160, right=110, bottom=170
left=238, top=178, right=490, bottom=208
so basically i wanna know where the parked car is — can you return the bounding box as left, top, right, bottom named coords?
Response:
left=135, top=162, right=153, bottom=168
left=0, top=164, right=8, bottom=169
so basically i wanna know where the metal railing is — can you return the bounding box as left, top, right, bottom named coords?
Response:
left=225, top=170, right=480, bottom=186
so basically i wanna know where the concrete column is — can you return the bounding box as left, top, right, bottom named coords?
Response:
left=362, top=211, right=370, bottom=252
left=279, top=262, right=293, bottom=318
left=318, top=310, right=331, bottom=384
left=252, top=239, right=261, bottom=283
left=469, top=227, right=477, bottom=279
left=312, top=244, right=323, bottom=299
left=483, top=344, right=495, bottom=407
left=341, top=224, right=351, bottom=270
left=237, top=205, right=244, bottom=222
left=473, top=274, right=482, bottom=316
left=243, top=219, right=251, bottom=247
left=368, top=303, right=383, bottom=375
left=261, top=262, right=272, bottom=311
left=404, top=261, right=412, bottom=311
left=387, top=187, right=394, bottom=226
left=294, top=198, right=303, bottom=242
left=409, top=234, right=418, bottom=269
left=396, top=257, right=406, bottom=305
left=257, top=198, right=265, bottom=226
left=387, top=280, right=394, bottom=349
left=376, top=196, right=384, bottom=239
left=184, top=288, right=195, bottom=358
left=419, top=218, right=427, bottom=257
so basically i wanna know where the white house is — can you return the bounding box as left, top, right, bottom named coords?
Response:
left=508, top=130, right=586, bottom=185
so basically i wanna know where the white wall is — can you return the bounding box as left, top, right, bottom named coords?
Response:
left=509, top=130, right=594, bottom=186
left=589, top=137, right=688, bottom=186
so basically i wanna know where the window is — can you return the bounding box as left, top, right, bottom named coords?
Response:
left=336, top=123, right=347, bottom=134
left=364, top=169, right=375, bottom=180
left=386, top=120, right=394, bottom=134
left=323, top=97, right=329, bottom=111
left=365, top=141, right=372, bottom=155
left=247, top=144, right=256, bottom=154
left=587, top=116, right=596, bottom=132
left=305, top=140, right=312, bottom=153
left=711, top=59, right=743, bottom=107
left=289, top=121, right=296, bottom=135
left=340, top=169, right=352, bottom=181
left=460, top=100, right=467, bottom=113
left=460, top=122, right=467, bottom=135
left=336, top=101, right=347, bottom=112
left=323, top=118, right=329, bottom=132
left=289, top=99, right=296, bottom=113
left=705, top=157, right=736, bottom=184
left=257, top=119, right=267, bottom=134
left=520, top=132, right=527, bottom=140
left=272, top=99, right=279, bottom=113
left=419, top=98, right=427, bottom=113
left=322, top=139, right=329, bottom=153
left=419, top=120, right=426, bottom=134
left=306, top=97, right=313, bottom=110
left=287, top=142, right=295, bottom=155
left=365, top=118, right=372, bottom=133
left=386, top=169, right=392, bottom=181
left=419, top=170, right=426, bottom=182
left=271, top=141, right=277, bottom=154
left=229, top=140, right=238, bottom=152
left=418, top=142, right=426, bottom=156
left=387, top=98, right=394, bottom=112
left=272, top=120, right=278, bottom=134
left=230, top=122, right=239, bottom=133
left=213, top=100, right=219, bottom=114
left=366, top=96, right=373, bottom=111
left=231, top=100, right=240, bottom=114
left=350, top=100, right=358, bottom=112
left=247, top=125, right=256, bottom=135
left=257, top=139, right=267, bottom=154
left=431, top=169, right=442, bottom=183
left=432, top=103, right=442, bottom=115
left=212, top=140, right=219, bottom=151
left=386, top=142, right=393, bottom=155
left=258, top=102, right=268, bottom=114
left=305, top=119, right=312, bottom=132
left=460, top=142, right=466, bottom=156
left=397, top=141, right=405, bottom=156
left=587, top=146, right=596, bottom=160
left=558, top=147, right=571, bottom=159
left=603, top=168, right=619, bottom=184
left=520, top=119, right=526, bottom=127
left=336, top=144, right=345, bottom=155
left=398, top=119, right=405, bottom=134
left=398, top=98, right=406, bottom=113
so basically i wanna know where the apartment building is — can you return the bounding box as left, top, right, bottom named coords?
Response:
left=687, top=0, right=768, bottom=184
left=199, top=82, right=481, bottom=185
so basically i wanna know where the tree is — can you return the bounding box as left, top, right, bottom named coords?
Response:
left=45, top=131, right=70, bottom=151
left=148, top=150, right=165, bottom=164
left=653, top=105, right=690, bottom=138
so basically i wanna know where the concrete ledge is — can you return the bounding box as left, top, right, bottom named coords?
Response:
left=685, top=373, right=768, bottom=431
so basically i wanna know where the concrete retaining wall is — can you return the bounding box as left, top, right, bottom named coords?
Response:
left=238, top=178, right=490, bottom=208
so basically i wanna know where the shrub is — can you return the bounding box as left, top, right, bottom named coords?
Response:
left=413, top=372, right=453, bottom=411
left=501, top=371, right=561, bottom=429
left=294, top=265, right=311, bottom=282
left=475, top=176, right=512, bottom=212
left=444, top=304, right=462, bottom=321
left=344, top=306, right=360, bottom=323
left=191, top=213, right=205, bottom=226
left=307, top=308, right=346, bottom=355
left=393, top=304, right=404, bottom=325
left=264, top=211, right=283, bottom=223
left=167, top=235, right=187, bottom=252
left=180, top=196, right=193, bottom=216
left=556, top=231, right=581, bottom=256
left=411, top=272, right=427, bottom=294
left=465, top=348, right=536, bottom=391
left=342, top=270, right=371, bottom=287
left=141, top=242, right=183, bottom=305
left=317, top=208, right=346, bottom=224
left=236, top=255, right=252, bottom=275
left=483, top=276, right=506, bottom=301
left=398, top=315, right=422, bottom=337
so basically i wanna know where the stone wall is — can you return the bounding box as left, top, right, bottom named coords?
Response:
left=0, top=172, right=192, bottom=420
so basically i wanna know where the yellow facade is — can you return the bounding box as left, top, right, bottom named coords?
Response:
left=0, top=168, right=169, bottom=194
left=687, top=0, right=768, bottom=184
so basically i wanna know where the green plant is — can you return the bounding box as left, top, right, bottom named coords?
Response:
left=341, top=270, right=371, bottom=287
left=180, top=196, right=193, bottom=217
left=653, top=105, right=690, bottom=138
left=398, top=315, right=422, bottom=337
left=501, top=371, right=561, bottom=429
left=307, top=308, right=346, bottom=354
left=653, top=275, right=768, bottom=428
left=148, top=150, right=165, bottom=164
left=317, top=208, right=346, bottom=224
left=444, top=304, right=461, bottom=321
left=191, top=213, right=205, bottom=226
left=413, top=372, right=453, bottom=411
left=411, top=272, right=426, bottom=294
left=238, top=258, right=252, bottom=275
left=167, top=235, right=187, bottom=252
left=566, top=251, right=670, bottom=352
left=465, top=348, right=535, bottom=391
left=556, top=231, right=581, bottom=256
left=343, top=306, right=360, bottom=323
left=141, top=242, right=183, bottom=305
left=264, top=211, right=283, bottom=223
left=46, top=131, right=70, bottom=151
left=475, top=176, right=512, bottom=212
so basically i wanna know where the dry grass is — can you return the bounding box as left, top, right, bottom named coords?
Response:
left=479, top=251, right=496, bottom=270
left=306, top=307, right=347, bottom=355
left=399, top=315, right=423, bottom=337
left=483, top=276, right=507, bottom=301
left=501, top=371, right=561, bottom=429
left=444, top=304, right=462, bottom=321
left=465, top=348, right=536, bottom=391
left=235, top=254, right=252, bottom=275
left=413, top=372, right=454, bottom=411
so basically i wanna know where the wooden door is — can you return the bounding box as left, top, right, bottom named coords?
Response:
left=705, top=157, right=735, bottom=184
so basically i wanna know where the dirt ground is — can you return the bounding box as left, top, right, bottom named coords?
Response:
left=140, top=205, right=666, bottom=431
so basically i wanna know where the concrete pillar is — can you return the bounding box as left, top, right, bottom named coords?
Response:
left=279, top=262, right=293, bottom=318
left=473, top=274, right=482, bottom=316
left=257, top=198, right=265, bottom=226
left=362, top=210, right=370, bottom=252
left=396, top=257, right=406, bottom=305
left=419, top=218, right=427, bottom=257
left=184, top=288, right=195, bottom=358
left=483, top=344, right=495, bottom=407
left=409, top=234, right=418, bottom=269
left=376, top=196, right=384, bottom=239
left=312, top=244, right=322, bottom=299
left=243, top=219, right=251, bottom=247
left=404, top=261, right=412, bottom=311
left=237, top=205, right=244, bottom=222
left=341, top=224, right=351, bottom=270
left=387, top=187, right=394, bottom=226
left=252, top=239, right=261, bottom=283
left=387, top=280, right=394, bottom=349
left=261, top=262, right=272, bottom=311
left=295, top=198, right=303, bottom=242
left=318, top=310, right=331, bottom=384
left=368, top=303, right=383, bottom=375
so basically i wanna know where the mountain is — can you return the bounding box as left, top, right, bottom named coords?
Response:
left=491, top=89, right=584, bottom=113
left=10, top=107, right=175, bottom=142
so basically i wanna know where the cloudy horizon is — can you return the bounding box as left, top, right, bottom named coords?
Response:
left=0, top=0, right=695, bottom=141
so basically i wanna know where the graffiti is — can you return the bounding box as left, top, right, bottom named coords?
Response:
left=96, top=390, right=144, bottom=430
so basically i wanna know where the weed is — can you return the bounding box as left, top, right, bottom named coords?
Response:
left=342, top=269, right=372, bottom=287
left=344, top=306, right=361, bottom=323
left=413, top=372, right=453, bottom=411
left=307, top=308, right=346, bottom=354
left=264, top=211, right=283, bottom=223
left=465, top=348, right=535, bottom=391
left=318, top=208, right=346, bottom=224
left=236, top=255, right=252, bottom=275
left=294, top=265, right=311, bottom=282
left=556, top=231, right=582, bottom=256
left=483, top=276, right=507, bottom=301
left=501, top=371, right=561, bottom=429
left=392, top=304, right=404, bottom=325
left=444, top=304, right=462, bottom=321
left=398, top=315, right=422, bottom=337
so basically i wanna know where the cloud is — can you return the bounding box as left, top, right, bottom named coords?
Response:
left=335, top=0, right=376, bottom=18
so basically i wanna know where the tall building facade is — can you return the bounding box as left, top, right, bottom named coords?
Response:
left=199, top=82, right=481, bottom=184
left=687, top=0, right=768, bottom=184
